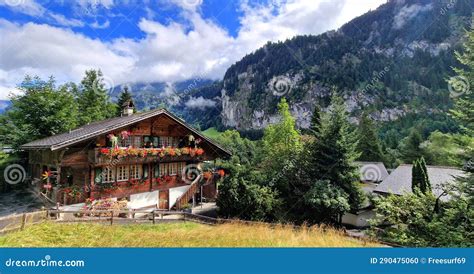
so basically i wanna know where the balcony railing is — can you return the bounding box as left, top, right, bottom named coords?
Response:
left=88, top=147, right=206, bottom=165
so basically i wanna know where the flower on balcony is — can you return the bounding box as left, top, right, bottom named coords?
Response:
left=99, top=147, right=204, bottom=159
left=166, top=147, right=176, bottom=156
left=217, top=169, right=225, bottom=177
left=181, top=147, right=190, bottom=155
left=120, top=130, right=131, bottom=140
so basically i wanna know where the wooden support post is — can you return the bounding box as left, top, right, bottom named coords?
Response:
left=56, top=203, right=60, bottom=220
left=20, top=213, right=26, bottom=230
left=152, top=211, right=155, bottom=224
left=110, top=210, right=114, bottom=225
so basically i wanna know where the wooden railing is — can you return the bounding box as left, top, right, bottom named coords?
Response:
left=174, top=175, right=201, bottom=210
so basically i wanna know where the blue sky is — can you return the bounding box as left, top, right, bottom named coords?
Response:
left=0, top=0, right=385, bottom=99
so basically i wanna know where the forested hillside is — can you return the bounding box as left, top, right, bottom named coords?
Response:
left=215, top=0, right=472, bottom=139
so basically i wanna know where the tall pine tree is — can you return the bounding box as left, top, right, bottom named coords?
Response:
left=449, top=27, right=474, bottom=135
left=309, top=104, right=322, bottom=135
left=116, top=86, right=135, bottom=116
left=401, top=128, right=424, bottom=163
left=76, top=70, right=116, bottom=125
left=356, top=111, right=384, bottom=162
left=411, top=157, right=431, bottom=194
left=305, top=94, right=364, bottom=214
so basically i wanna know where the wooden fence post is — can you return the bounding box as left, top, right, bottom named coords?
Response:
left=152, top=211, right=155, bottom=224
left=110, top=210, right=114, bottom=225
left=56, top=203, right=60, bottom=220
left=20, top=213, right=26, bottom=230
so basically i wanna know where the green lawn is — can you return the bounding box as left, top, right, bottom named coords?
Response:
left=0, top=221, right=380, bottom=247
left=201, top=127, right=222, bottom=139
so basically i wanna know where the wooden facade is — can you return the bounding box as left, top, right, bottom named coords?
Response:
left=22, top=109, right=230, bottom=208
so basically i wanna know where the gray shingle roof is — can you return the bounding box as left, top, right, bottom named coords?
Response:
left=20, top=108, right=231, bottom=157
left=356, top=161, right=389, bottom=183
left=374, top=164, right=466, bottom=200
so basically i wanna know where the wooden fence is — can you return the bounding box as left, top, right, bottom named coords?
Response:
left=0, top=211, right=49, bottom=234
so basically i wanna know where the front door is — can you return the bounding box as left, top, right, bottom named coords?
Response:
left=159, top=190, right=169, bottom=210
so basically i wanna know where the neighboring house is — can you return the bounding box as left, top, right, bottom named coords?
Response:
left=342, top=162, right=389, bottom=228
left=20, top=106, right=230, bottom=210
left=374, top=164, right=466, bottom=201
left=343, top=163, right=466, bottom=228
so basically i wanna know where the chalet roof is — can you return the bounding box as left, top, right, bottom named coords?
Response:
left=355, top=161, right=389, bottom=183
left=374, top=164, right=466, bottom=200
left=20, top=108, right=231, bottom=157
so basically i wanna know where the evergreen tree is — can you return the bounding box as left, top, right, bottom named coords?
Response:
left=301, top=94, right=364, bottom=219
left=400, top=128, right=424, bottom=163
left=412, top=157, right=431, bottom=194
left=116, top=86, right=135, bottom=116
left=356, top=111, right=384, bottom=162
left=450, top=27, right=474, bottom=135
left=309, top=104, right=322, bottom=135
left=76, top=70, right=116, bottom=125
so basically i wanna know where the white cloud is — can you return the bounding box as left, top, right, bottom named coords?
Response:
left=185, top=96, right=216, bottom=109
left=90, top=19, right=110, bottom=29
left=393, top=3, right=433, bottom=29
left=0, top=0, right=386, bottom=99
left=0, top=0, right=86, bottom=27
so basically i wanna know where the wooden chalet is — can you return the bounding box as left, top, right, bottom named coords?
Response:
left=20, top=106, right=230, bottom=210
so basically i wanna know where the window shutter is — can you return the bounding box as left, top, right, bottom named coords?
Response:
left=94, top=167, right=103, bottom=183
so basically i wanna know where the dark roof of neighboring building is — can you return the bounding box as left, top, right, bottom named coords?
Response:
left=374, top=164, right=466, bottom=200
left=356, top=161, right=390, bottom=183
left=20, top=108, right=231, bottom=157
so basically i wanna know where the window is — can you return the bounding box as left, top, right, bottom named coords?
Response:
left=117, top=165, right=129, bottom=181
left=152, top=137, right=160, bottom=147
left=131, top=136, right=142, bottom=148
left=102, top=167, right=115, bottom=183
left=169, top=162, right=178, bottom=175
left=159, top=163, right=167, bottom=176
left=159, top=136, right=176, bottom=147
left=177, top=162, right=186, bottom=176
left=143, top=165, right=149, bottom=179
left=153, top=164, right=160, bottom=178
left=120, top=137, right=131, bottom=147
left=130, top=165, right=142, bottom=179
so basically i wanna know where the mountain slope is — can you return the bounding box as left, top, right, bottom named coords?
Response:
left=219, top=0, right=472, bottom=130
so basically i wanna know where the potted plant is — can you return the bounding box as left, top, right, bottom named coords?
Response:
left=181, top=203, right=192, bottom=213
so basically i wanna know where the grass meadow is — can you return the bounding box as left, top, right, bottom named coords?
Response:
left=0, top=221, right=380, bottom=247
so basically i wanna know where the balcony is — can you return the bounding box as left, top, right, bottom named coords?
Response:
left=88, top=147, right=206, bottom=165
